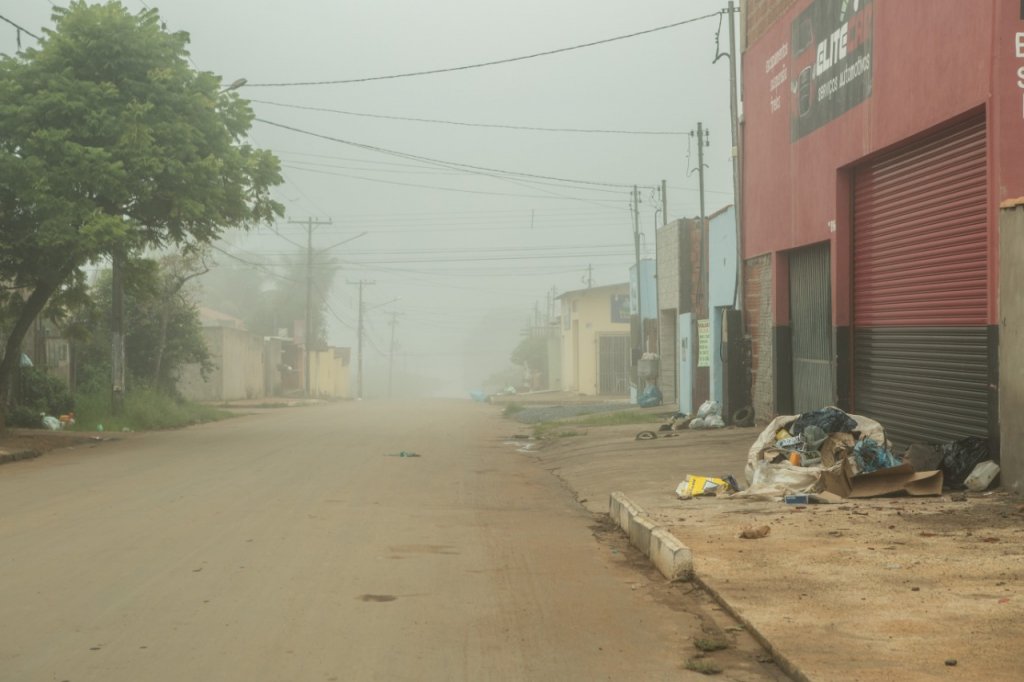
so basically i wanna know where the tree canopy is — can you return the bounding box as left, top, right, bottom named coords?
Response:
left=0, top=1, right=283, bottom=426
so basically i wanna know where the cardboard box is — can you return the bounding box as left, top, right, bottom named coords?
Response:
left=822, top=462, right=943, bottom=498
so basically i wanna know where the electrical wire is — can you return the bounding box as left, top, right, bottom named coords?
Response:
left=250, top=99, right=686, bottom=136
left=246, top=12, right=719, bottom=87
left=256, top=118, right=650, bottom=189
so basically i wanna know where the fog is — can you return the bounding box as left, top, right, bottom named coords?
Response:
left=4, top=1, right=737, bottom=398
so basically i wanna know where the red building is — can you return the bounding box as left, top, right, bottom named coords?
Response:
left=740, top=0, right=1024, bottom=487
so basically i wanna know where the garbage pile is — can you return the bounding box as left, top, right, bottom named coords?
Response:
left=740, top=407, right=998, bottom=500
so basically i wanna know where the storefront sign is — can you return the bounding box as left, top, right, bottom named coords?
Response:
left=697, top=319, right=710, bottom=368
left=790, top=0, right=874, bottom=140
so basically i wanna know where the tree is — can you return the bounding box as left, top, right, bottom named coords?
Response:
left=0, top=1, right=283, bottom=429
left=510, top=334, right=549, bottom=388
left=75, top=257, right=212, bottom=395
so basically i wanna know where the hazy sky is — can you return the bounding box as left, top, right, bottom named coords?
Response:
left=3, top=1, right=738, bottom=396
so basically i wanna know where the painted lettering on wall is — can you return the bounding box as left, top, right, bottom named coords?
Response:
left=766, top=43, right=789, bottom=114
left=790, top=0, right=874, bottom=141
left=1017, top=31, right=1024, bottom=118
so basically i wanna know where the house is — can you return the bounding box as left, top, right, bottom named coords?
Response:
left=557, top=283, right=631, bottom=396
left=739, top=0, right=1024, bottom=489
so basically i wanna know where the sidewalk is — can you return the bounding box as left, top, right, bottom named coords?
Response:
left=519, top=419, right=1024, bottom=682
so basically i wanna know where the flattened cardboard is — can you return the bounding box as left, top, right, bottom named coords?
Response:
left=822, top=462, right=944, bottom=498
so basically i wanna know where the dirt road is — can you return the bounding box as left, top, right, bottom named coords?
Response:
left=0, top=400, right=782, bottom=681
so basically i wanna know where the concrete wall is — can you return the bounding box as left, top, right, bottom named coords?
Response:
left=656, top=222, right=682, bottom=404
left=744, top=254, right=775, bottom=422
left=708, top=207, right=738, bottom=404
left=309, top=348, right=351, bottom=399
left=178, top=326, right=266, bottom=402
left=999, top=204, right=1024, bottom=495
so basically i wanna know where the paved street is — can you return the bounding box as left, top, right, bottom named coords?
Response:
left=0, top=400, right=780, bottom=681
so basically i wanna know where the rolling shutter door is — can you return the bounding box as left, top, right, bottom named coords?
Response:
left=853, top=115, right=989, bottom=448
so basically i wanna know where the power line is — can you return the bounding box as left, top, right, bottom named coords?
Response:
left=256, top=118, right=649, bottom=189
left=0, top=13, right=41, bottom=46
left=250, top=99, right=686, bottom=136
left=246, top=12, right=719, bottom=87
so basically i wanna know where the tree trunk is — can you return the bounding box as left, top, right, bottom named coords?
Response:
left=0, top=278, right=64, bottom=433
left=153, top=307, right=170, bottom=392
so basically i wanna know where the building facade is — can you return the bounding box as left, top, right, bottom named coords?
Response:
left=741, top=0, right=1024, bottom=488
left=558, top=283, right=631, bottom=396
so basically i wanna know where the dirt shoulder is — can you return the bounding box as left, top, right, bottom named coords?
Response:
left=0, top=429, right=107, bottom=460
left=523, top=421, right=1024, bottom=682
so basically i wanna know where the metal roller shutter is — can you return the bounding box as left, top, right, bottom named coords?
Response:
left=853, top=115, right=989, bottom=448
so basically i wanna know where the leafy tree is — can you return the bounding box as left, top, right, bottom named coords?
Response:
left=76, top=256, right=212, bottom=395
left=511, top=334, right=549, bottom=382
left=198, top=250, right=338, bottom=347
left=0, top=1, right=283, bottom=429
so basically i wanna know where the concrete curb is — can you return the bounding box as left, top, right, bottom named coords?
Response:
left=608, top=491, right=811, bottom=682
left=608, top=491, right=692, bottom=580
left=0, top=450, right=41, bottom=466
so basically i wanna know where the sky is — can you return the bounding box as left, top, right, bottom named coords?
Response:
left=2, top=0, right=739, bottom=397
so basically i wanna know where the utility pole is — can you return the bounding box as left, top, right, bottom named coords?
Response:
left=288, top=217, right=332, bottom=397
left=727, top=1, right=743, bottom=311
left=585, top=264, right=593, bottom=288
left=632, top=185, right=644, bottom=353
left=348, top=279, right=376, bottom=399
left=692, top=123, right=709, bottom=310
left=661, top=179, right=668, bottom=222
left=387, top=311, right=400, bottom=399
left=110, top=247, right=125, bottom=414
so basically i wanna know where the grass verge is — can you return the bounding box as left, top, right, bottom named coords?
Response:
left=533, top=408, right=669, bottom=438
left=71, top=388, right=233, bottom=433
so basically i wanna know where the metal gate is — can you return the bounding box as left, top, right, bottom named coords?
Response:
left=598, top=334, right=630, bottom=396
left=853, top=114, right=990, bottom=448
left=790, top=243, right=833, bottom=412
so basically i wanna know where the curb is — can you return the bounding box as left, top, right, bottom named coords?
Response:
left=0, top=450, right=41, bottom=466
left=608, top=491, right=811, bottom=682
left=608, top=491, right=692, bottom=580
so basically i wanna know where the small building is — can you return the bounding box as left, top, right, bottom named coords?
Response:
left=558, top=283, right=631, bottom=396
left=740, top=0, right=1023, bottom=490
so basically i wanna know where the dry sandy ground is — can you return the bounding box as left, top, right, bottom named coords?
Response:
left=0, top=402, right=786, bottom=681
left=528, top=421, right=1024, bottom=682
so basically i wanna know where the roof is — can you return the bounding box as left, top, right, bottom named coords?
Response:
left=556, top=282, right=629, bottom=300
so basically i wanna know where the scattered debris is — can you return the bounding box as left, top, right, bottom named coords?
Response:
left=738, top=525, right=771, bottom=540
left=676, top=475, right=740, bottom=499
left=386, top=451, right=421, bottom=458
left=945, top=659, right=958, bottom=667
left=635, top=430, right=658, bottom=441
left=685, top=658, right=723, bottom=675
left=693, top=636, right=729, bottom=652
left=964, top=460, right=1000, bottom=492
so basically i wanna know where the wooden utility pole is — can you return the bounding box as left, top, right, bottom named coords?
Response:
left=727, top=1, right=743, bottom=311
left=288, top=217, right=332, bottom=397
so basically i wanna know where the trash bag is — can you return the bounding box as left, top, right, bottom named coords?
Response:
left=689, top=417, right=707, bottom=430
left=705, top=415, right=726, bottom=429
left=697, top=400, right=721, bottom=419
left=637, top=384, right=663, bottom=408
left=937, top=437, right=990, bottom=490
left=802, top=425, right=829, bottom=452
left=789, top=407, right=857, bottom=437
left=852, top=437, right=901, bottom=473
left=41, top=415, right=60, bottom=431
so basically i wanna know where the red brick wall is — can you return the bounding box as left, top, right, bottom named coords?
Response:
left=744, top=0, right=800, bottom=46
left=744, top=254, right=774, bottom=422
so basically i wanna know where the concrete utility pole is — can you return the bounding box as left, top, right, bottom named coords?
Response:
left=387, top=311, right=400, bottom=400
left=289, top=217, right=332, bottom=397
left=632, top=185, right=644, bottom=353
left=693, top=123, right=709, bottom=309
left=110, top=247, right=126, bottom=414
left=726, top=2, right=744, bottom=310
left=348, top=279, right=376, bottom=400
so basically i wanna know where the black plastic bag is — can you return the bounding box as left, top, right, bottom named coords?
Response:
left=789, top=407, right=857, bottom=437
left=937, top=436, right=989, bottom=490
